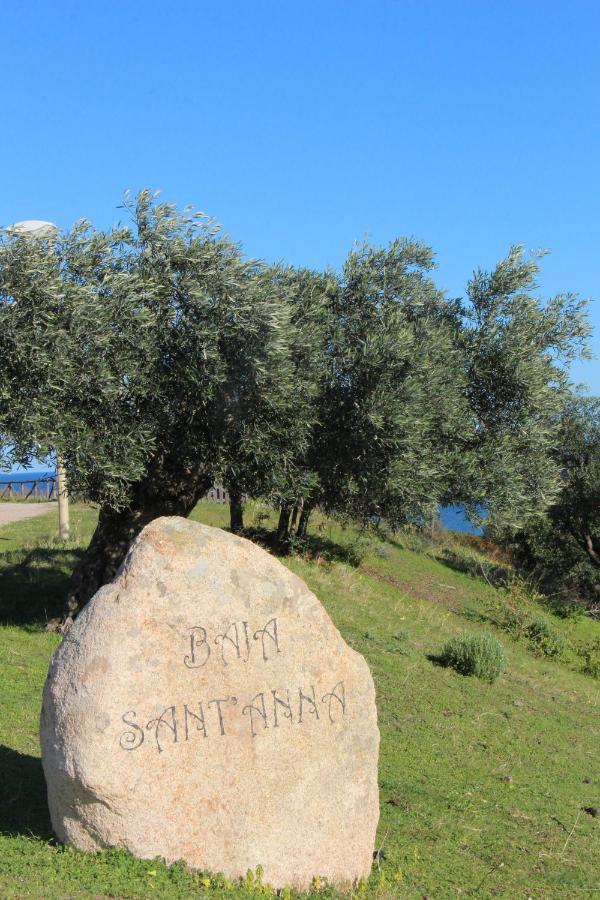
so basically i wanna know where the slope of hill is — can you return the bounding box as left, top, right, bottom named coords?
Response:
left=0, top=503, right=598, bottom=898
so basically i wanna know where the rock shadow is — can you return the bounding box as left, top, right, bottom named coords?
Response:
left=0, top=745, right=52, bottom=839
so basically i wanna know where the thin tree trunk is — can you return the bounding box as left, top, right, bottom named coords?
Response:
left=276, top=504, right=292, bottom=546
left=52, top=471, right=213, bottom=631
left=584, top=534, right=600, bottom=567
left=229, top=487, right=244, bottom=534
left=296, top=503, right=313, bottom=539
left=290, top=505, right=299, bottom=532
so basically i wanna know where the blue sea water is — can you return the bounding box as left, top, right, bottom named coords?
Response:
left=439, top=504, right=483, bottom=535
left=0, top=470, right=55, bottom=484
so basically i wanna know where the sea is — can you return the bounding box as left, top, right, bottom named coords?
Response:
left=0, top=469, right=54, bottom=482
left=439, top=504, right=483, bottom=535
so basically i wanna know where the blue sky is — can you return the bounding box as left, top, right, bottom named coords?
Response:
left=1, top=0, right=598, bottom=392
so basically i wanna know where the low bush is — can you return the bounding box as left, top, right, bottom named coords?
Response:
left=481, top=581, right=568, bottom=660
left=579, top=638, right=600, bottom=679
left=482, top=585, right=531, bottom=640
left=439, top=632, right=507, bottom=683
left=524, top=616, right=567, bottom=659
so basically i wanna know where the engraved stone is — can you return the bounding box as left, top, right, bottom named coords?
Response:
left=40, top=517, right=380, bottom=889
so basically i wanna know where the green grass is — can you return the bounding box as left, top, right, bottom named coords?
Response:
left=1, top=503, right=599, bottom=898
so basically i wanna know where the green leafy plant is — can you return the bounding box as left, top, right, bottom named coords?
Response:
left=481, top=580, right=567, bottom=659
left=524, top=617, right=567, bottom=659
left=439, top=632, right=507, bottom=682
left=579, top=638, right=600, bottom=679
left=497, top=397, right=600, bottom=616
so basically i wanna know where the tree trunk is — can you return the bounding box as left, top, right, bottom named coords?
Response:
left=290, top=505, right=299, bottom=532
left=584, top=534, right=600, bottom=567
left=229, top=487, right=244, bottom=534
left=52, top=470, right=213, bottom=632
left=276, top=504, right=292, bottom=546
left=296, top=503, right=313, bottom=539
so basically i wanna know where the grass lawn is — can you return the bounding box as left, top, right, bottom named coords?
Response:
left=0, top=503, right=599, bottom=898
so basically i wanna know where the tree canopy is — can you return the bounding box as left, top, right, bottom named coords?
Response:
left=0, top=191, right=592, bottom=624
left=497, top=396, right=600, bottom=616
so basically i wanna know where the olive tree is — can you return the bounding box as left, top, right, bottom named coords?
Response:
left=0, top=192, right=296, bottom=624
left=275, top=239, right=475, bottom=540
left=456, top=247, right=591, bottom=531
left=1, top=195, right=591, bottom=626
left=273, top=242, right=591, bottom=542
left=218, top=266, right=329, bottom=534
left=498, top=396, right=600, bottom=615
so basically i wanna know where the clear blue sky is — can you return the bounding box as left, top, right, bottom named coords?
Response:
left=1, top=0, right=598, bottom=391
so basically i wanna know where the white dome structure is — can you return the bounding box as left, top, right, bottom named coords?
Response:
left=5, top=219, right=58, bottom=238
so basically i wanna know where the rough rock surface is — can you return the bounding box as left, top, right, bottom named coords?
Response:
left=40, top=517, right=380, bottom=889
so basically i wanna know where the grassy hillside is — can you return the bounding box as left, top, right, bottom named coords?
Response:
left=0, top=503, right=598, bottom=898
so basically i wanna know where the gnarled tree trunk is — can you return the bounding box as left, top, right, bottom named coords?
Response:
left=52, top=469, right=213, bottom=632
left=584, top=534, right=600, bottom=567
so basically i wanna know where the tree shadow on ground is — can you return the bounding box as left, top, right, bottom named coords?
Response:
left=385, top=533, right=513, bottom=587
left=0, top=522, right=364, bottom=630
left=0, top=745, right=52, bottom=839
left=0, top=546, right=83, bottom=628
left=243, top=525, right=369, bottom=567
left=433, top=548, right=511, bottom=587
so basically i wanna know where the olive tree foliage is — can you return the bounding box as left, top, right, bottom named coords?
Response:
left=497, top=396, right=600, bottom=616
left=0, top=192, right=592, bottom=624
left=0, top=191, right=299, bottom=622
left=0, top=219, right=155, bottom=497
left=273, top=243, right=591, bottom=541
left=456, top=247, right=591, bottom=531
left=218, top=265, right=330, bottom=533
left=274, top=239, right=475, bottom=540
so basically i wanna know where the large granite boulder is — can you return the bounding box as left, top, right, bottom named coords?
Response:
left=40, top=517, right=380, bottom=889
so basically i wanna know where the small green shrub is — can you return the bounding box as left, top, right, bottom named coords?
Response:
left=498, top=605, right=531, bottom=641
left=344, top=533, right=373, bottom=566
left=439, top=632, right=507, bottom=683
left=524, top=616, right=567, bottom=659
left=579, top=638, right=600, bottom=679
left=394, top=628, right=410, bottom=643
left=481, top=582, right=570, bottom=661
left=389, top=629, right=411, bottom=655
left=374, top=542, right=394, bottom=559
left=396, top=526, right=434, bottom=555
left=545, top=594, right=588, bottom=621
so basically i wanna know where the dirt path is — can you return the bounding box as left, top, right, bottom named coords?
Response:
left=0, top=502, right=57, bottom=526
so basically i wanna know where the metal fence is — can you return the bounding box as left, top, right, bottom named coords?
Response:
left=204, top=484, right=230, bottom=504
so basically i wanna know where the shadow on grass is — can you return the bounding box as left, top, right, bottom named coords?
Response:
left=435, top=548, right=510, bottom=586
left=0, top=746, right=52, bottom=839
left=0, top=546, right=83, bottom=628
left=384, top=532, right=514, bottom=587
left=0, top=520, right=367, bottom=630
left=426, top=652, right=449, bottom=670
left=243, top=525, right=369, bottom=567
